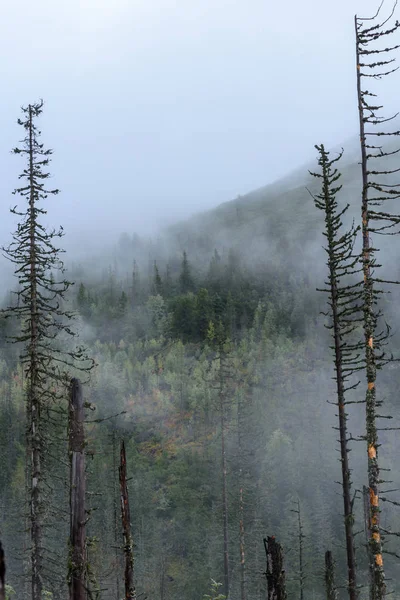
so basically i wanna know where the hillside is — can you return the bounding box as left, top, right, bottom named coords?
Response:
left=1, top=138, right=400, bottom=600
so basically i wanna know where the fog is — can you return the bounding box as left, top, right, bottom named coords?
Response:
left=0, top=0, right=396, bottom=253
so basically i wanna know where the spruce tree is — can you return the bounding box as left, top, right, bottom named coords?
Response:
left=2, top=100, right=94, bottom=599
left=153, top=261, right=163, bottom=296
left=310, top=145, right=363, bottom=600
left=179, top=251, right=195, bottom=293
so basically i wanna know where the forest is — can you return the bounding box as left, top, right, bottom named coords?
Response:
left=2, top=3, right=400, bottom=600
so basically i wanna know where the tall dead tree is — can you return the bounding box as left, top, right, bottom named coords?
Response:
left=264, top=536, right=287, bottom=600
left=215, top=336, right=232, bottom=598
left=69, top=378, right=87, bottom=600
left=239, top=485, right=246, bottom=600
left=311, top=145, right=362, bottom=600
left=112, top=430, right=122, bottom=599
left=2, top=101, right=94, bottom=600
left=0, top=541, right=5, bottom=600
left=325, top=551, right=338, bottom=600
left=119, top=440, right=136, bottom=600
left=206, top=322, right=232, bottom=599
left=291, top=499, right=305, bottom=600
left=355, top=5, right=400, bottom=598
left=236, top=381, right=247, bottom=600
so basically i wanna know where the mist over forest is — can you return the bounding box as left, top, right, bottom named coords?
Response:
left=2, top=2, right=400, bottom=600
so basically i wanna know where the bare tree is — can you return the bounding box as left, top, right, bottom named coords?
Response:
left=264, top=536, right=287, bottom=600
left=119, top=440, right=136, bottom=600
left=69, top=378, right=87, bottom=600
left=355, top=5, right=400, bottom=598
left=291, top=499, right=305, bottom=600
left=325, top=551, right=338, bottom=600
left=0, top=541, right=5, bottom=600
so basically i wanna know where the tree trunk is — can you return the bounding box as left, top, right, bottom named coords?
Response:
left=239, top=485, right=246, bottom=600
left=220, top=354, right=229, bottom=598
left=330, top=236, right=357, bottom=600
left=0, top=541, right=5, bottom=600
left=237, top=390, right=247, bottom=600
left=264, top=536, right=287, bottom=600
left=69, top=378, right=87, bottom=600
left=113, top=430, right=121, bottom=600
left=363, top=486, right=373, bottom=600
left=325, top=551, right=338, bottom=600
left=355, top=17, right=385, bottom=599
left=295, top=500, right=305, bottom=600
left=119, top=440, right=136, bottom=600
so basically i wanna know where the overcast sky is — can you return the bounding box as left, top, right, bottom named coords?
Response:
left=1, top=0, right=399, bottom=248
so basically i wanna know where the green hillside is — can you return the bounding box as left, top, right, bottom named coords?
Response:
left=1, top=140, right=400, bottom=600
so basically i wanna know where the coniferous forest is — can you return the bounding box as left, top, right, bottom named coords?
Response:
left=3, top=4, right=400, bottom=600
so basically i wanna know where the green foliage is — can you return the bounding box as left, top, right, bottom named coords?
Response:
left=5, top=585, right=16, bottom=600
left=203, top=579, right=226, bottom=600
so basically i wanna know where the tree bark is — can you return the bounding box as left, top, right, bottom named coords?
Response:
left=329, top=223, right=357, bottom=600
left=295, top=500, right=305, bottom=600
left=325, top=551, right=338, bottom=600
left=237, top=389, right=247, bottom=600
left=239, top=485, right=246, bottom=600
left=119, top=440, right=136, bottom=600
left=113, top=430, right=121, bottom=600
left=69, top=378, right=87, bottom=600
left=363, top=485, right=373, bottom=600
left=264, top=536, right=287, bottom=600
left=0, top=541, right=5, bottom=600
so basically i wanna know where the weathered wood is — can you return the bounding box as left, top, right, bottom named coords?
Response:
left=119, top=440, right=136, bottom=600
left=112, top=430, right=122, bottom=599
left=239, top=485, right=246, bottom=600
left=218, top=347, right=230, bottom=599
left=0, top=541, right=5, bottom=600
left=363, top=485, right=373, bottom=600
left=69, top=378, right=87, bottom=600
left=294, top=500, right=305, bottom=600
left=264, top=536, right=287, bottom=600
left=325, top=551, right=338, bottom=600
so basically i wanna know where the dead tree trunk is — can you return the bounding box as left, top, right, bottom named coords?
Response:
left=220, top=368, right=229, bottom=598
left=239, top=485, right=246, bottom=600
left=363, top=486, right=373, bottom=600
left=325, top=551, right=338, bottom=600
left=0, top=541, right=5, bottom=600
left=264, top=536, right=287, bottom=600
left=216, top=344, right=230, bottom=598
left=292, top=499, right=305, bottom=600
left=237, top=389, right=247, bottom=600
left=69, top=378, right=87, bottom=600
left=113, top=430, right=122, bottom=600
left=119, top=440, right=136, bottom=600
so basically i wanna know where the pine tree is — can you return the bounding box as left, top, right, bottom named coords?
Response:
left=179, top=251, right=195, bottom=294
left=291, top=499, right=305, bottom=600
left=2, top=100, right=94, bottom=600
left=310, top=145, right=362, bottom=600
left=153, top=261, right=163, bottom=296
